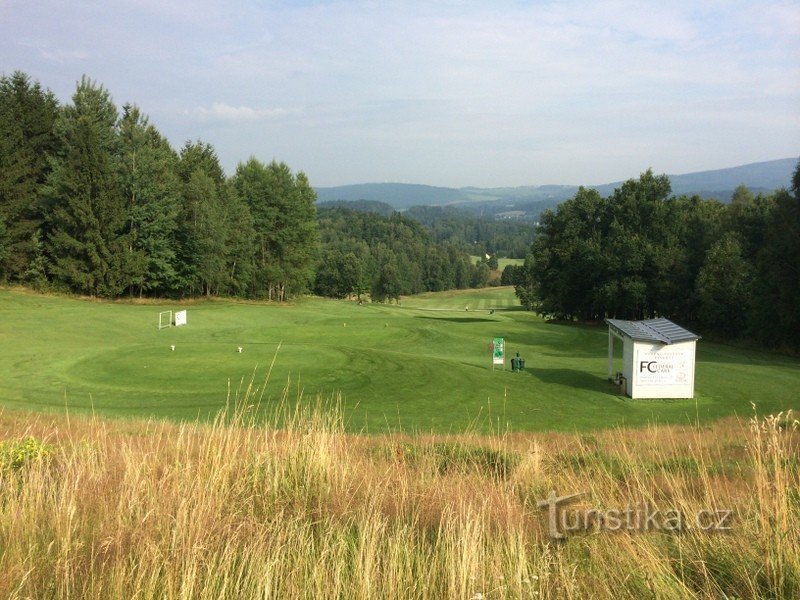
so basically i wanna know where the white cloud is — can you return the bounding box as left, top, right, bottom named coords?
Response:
left=189, top=102, right=297, bottom=122
left=14, top=41, right=88, bottom=64
left=39, top=47, right=89, bottom=64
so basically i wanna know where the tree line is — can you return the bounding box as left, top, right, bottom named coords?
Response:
left=315, top=206, right=491, bottom=302
left=0, top=71, right=495, bottom=302
left=0, top=72, right=321, bottom=300
left=513, top=167, right=800, bottom=350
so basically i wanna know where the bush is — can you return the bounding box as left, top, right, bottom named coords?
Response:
left=0, top=436, right=54, bottom=471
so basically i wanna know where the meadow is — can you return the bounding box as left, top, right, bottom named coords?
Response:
left=1, top=286, right=799, bottom=433
left=0, top=395, right=797, bottom=598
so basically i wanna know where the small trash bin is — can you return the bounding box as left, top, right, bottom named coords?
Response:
left=510, top=357, right=519, bottom=372
left=518, top=358, right=525, bottom=371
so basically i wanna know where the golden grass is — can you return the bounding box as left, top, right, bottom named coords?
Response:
left=0, top=392, right=797, bottom=599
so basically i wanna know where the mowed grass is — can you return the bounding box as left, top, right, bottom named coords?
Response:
left=1, top=287, right=799, bottom=433
left=470, top=255, right=525, bottom=270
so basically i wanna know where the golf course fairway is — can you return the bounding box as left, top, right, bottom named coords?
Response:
left=1, top=287, right=798, bottom=433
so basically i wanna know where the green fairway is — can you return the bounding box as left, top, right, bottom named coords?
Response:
left=470, top=256, right=524, bottom=269
left=1, top=287, right=798, bottom=433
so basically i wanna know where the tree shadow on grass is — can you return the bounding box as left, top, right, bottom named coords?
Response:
left=523, top=367, right=621, bottom=397
left=415, top=316, right=499, bottom=323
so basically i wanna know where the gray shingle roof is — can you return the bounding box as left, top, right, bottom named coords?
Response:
left=605, top=317, right=700, bottom=344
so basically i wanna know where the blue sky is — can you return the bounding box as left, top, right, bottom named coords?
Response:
left=2, top=0, right=798, bottom=187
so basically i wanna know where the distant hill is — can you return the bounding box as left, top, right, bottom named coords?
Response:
left=314, top=183, right=466, bottom=209
left=314, top=158, right=798, bottom=216
left=668, top=158, right=796, bottom=195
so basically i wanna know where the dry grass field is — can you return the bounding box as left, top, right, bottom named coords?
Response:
left=1, top=383, right=797, bottom=599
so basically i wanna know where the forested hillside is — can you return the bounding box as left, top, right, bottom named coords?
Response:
left=315, top=202, right=535, bottom=261
left=403, top=206, right=534, bottom=258
left=315, top=206, right=488, bottom=301
left=515, top=167, right=800, bottom=349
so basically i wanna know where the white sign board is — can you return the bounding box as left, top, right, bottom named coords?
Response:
left=634, top=346, right=691, bottom=386
left=174, top=309, right=187, bottom=327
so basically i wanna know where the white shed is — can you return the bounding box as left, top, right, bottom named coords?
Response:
left=605, top=318, right=700, bottom=399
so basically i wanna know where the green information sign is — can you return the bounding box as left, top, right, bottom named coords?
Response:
left=492, top=337, right=505, bottom=366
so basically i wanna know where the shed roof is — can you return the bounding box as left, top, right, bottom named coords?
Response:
left=605, top=317, right=700, bottom=344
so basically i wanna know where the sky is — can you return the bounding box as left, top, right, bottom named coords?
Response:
left=1, top=0, right=798, bottom=188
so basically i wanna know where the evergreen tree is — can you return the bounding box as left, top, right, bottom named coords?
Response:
left=176, top=140, right=225, bottom=187
left=660, top=195, right=724, bottom=320
left=24, top=229, right=48, bottom=289
left=501, top=264, right=523, bottom=286
left=0, top=220, right=7, bottom=276
left=44, top=77, right=129, bottom=296
left=0, top=71, right=59, bottom=282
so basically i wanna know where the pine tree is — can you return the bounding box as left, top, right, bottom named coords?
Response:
left=24, top=229, right=48, bottom=289
left=0, top=71, right=59, bottom=282
left=44, top=77, right=129, bottom=296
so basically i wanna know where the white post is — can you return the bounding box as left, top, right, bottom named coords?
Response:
left=608, top=328, right=614, bottom=381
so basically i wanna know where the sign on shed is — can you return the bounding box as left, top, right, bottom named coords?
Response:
left=605, top=318, right=700, bottom=399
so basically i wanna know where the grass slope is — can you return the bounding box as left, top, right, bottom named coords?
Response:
left=470, top=256, right=525, bottom=270
left=1, top=405, right=798, bottom=598
left=1, top=287, right=798, bottom=433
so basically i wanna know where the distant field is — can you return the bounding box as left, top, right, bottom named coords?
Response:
left=470, top=256, right=525, bottom=269
left=1, top=287, right=799, bottom=433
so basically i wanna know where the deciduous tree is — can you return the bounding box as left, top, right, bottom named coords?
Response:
left=117, top=104, right=182, bottom=296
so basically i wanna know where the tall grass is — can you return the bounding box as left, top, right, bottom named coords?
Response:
left=0, top=386, right=797, bottom=599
